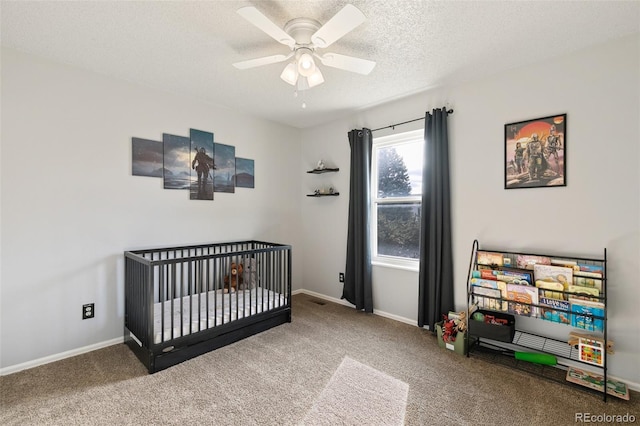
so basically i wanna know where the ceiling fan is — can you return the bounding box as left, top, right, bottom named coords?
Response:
left=232, top=4, right=376, bottom=91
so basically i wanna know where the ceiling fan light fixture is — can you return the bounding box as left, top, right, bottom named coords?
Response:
left=280, top=62, right=298, bottom=85
left=297, top=52, right=316, bottom=77
left=297, top=76, right=310, bottom=91
left=307, top=68, right=324, bottom=88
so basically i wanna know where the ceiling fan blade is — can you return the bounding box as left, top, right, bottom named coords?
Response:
left=311, top=4, right=366, bottom=49
left=317, top=53, right=376, bottom=75
left=233, top=53, right=292, bottom=70
left=237, top=7, right=296, bottom=48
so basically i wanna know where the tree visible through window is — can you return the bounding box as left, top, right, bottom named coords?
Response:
left=372, top=130, right=424, bottom=265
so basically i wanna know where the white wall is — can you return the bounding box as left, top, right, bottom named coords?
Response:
left=301, top=35, right=640, bottom=386
left=0, top=48, right=303, bottom=370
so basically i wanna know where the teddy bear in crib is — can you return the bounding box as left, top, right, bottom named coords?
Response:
left=240, top=258, right=258, bottom=290
left=224, top=262, right=243, bottom=293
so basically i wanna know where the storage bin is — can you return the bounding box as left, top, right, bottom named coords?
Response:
left=436, top=322, right=472, bottom=355
left=468, top=309, right=516, bottom=343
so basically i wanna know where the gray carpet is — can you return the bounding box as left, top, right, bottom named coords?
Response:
left=1, top=293, right=638, bottom=425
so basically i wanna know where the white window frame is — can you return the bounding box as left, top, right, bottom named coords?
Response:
left=371, top=128, right=424, bottom=271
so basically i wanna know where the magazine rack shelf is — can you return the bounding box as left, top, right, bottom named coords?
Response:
left=464, top=239, right=618, bottom=401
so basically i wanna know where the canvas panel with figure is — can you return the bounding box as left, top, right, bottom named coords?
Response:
left=190, top=129, right=214, bottom=200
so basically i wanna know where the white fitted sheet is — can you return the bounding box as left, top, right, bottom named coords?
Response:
left=153, top=287, right=285, bottom=344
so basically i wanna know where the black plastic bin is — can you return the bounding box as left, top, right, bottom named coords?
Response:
left=468, top=310, right=516, bottom=343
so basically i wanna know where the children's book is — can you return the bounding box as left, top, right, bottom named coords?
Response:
left=566, top=285, right=600, bottom=302
left=477, top=251, right=504, bottom=267
left=573, top=276, right=603, bottom=291
left=566, top=367, right=629, bottom=400
left=516, top=254, right=550, bottom=270
left=535, top=280, right=564, bottom=300
left=539, top=297, right=570, bottom=324
left=533, top=264, right=573, bottom=290
left=470, top=278, right=507, bottom=311
left=576, top=263, right=604, bottom=275
left=573, top=270, right=603, bottom=278
left=506, top=283, right=538, bottom=317
left=473, top=268, right=532, bottom=285
left=471, top=286, right=503, bottom=311
left=569, top=298, right=605, bottom=332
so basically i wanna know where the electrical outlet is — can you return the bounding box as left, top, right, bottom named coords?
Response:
left=83, top=303, right=94, bottom=320
left=339, top=273, right=344, bottom=282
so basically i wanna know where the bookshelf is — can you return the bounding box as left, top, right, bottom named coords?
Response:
left=464, top=240, right=624, bottom=401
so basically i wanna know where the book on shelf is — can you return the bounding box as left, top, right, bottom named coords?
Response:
left=471, top=285, right=504, bottom=311
left=569, top=298, right=605, bottom=332
left=551, top=258, right=577, bottom=268
left=472, top=268, right=532, bottom=285
left=533, top=264, right=573, bottom=290
left=535, top=280, right=564, bottom=300
left=576, top=264, right=604, bottom=275
left=566, top=367, right=629, bottom=400
left=566, top=285, right=600, bottom=302
left=539, top=297, right=570, bottom=324
left=573, top=276, right=603, bottom=291
left=477, top=251, right=504, bottom=267
left=574, top=270, right=603, bottom=278
left=516, top=254, right=551, bottom=270
left=470, top=278, right=508, bottom=311
left=506, top=283, right=538, bottom=317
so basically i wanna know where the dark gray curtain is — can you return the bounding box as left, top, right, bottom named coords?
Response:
left=342, top=128, right=373, bottom=312
left=418, top=108, right=454, bottom=329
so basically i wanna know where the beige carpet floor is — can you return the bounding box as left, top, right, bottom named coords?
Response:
left=1, top=293, right=638, bottom=425
left=301, top=356, right=409, bottom=425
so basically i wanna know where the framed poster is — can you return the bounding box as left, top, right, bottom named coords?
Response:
left=505, top=114, right=566, bottom=189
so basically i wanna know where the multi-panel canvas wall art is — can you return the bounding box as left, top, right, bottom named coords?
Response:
left=190, top=129, right=215, bottom=200
left=132, top=127, right=254, bottom=200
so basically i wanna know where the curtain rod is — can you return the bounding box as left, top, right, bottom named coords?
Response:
left=371, top=109, right=454, bottom=132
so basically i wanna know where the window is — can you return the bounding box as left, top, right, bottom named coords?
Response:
left=371, top=129, right=424, bottom=270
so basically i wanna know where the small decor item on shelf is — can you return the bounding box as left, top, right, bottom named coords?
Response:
left=316, top=159, right=325, bottom=170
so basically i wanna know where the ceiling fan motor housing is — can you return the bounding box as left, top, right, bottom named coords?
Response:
left=284, top=18, right=321, bottom=49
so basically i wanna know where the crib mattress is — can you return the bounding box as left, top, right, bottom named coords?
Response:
left=153, top=287, right=285, bottom=344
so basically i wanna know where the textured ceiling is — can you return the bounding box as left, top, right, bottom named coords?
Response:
left=2, top=1, right=639, bottom=129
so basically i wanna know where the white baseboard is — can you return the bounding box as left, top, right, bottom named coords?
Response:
left=0, top=337, right=123, bottom=376
left=294, top=289, right=418, bottom=327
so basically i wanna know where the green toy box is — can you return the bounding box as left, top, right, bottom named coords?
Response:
left=436, top=321, right=473, bottom=355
